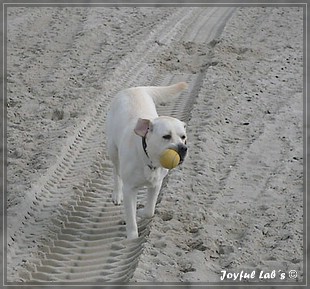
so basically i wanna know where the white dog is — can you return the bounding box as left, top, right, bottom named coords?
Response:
left=106, top=82, right=188, bottom=239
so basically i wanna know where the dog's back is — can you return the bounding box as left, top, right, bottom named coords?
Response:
left=138, top=82, right=188, bottom=105
left=106, top=82, right=188, bottom=149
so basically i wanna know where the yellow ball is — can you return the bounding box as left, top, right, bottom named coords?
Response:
left=160, top=149, right=180, bottom=169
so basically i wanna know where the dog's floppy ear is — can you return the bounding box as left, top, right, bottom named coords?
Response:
left=134, top=118, right=152, bottom=137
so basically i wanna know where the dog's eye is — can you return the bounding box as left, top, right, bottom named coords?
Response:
left=163, top=135, right=171, bottom=140
left=181, top=135, right=186, bottom=140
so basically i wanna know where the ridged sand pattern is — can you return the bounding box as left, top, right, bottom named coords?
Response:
left=7, top=7, right=235, bottom=283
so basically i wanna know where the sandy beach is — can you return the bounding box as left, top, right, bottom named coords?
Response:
left=5, top=4, right=305, bottom=286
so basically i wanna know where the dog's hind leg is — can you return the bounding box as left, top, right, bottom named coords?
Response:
left=108, top=144, right=123, bottom=205
left=112, top=166, right=123, bottom=205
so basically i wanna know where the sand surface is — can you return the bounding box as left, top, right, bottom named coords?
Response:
left=5, top=5, right=304, bottom=286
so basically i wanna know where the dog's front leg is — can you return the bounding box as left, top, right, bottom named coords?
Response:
left=142, top=181, right=163, bottom=219
left=123, top=185, right=138, bottom=239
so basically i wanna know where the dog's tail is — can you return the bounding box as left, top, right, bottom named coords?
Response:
left=146, top=82, right=188, bottom=104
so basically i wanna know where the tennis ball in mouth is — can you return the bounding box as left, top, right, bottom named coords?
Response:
left=159, top=149, right=180, bottom=169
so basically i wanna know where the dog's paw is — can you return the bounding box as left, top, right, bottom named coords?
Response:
left=112, top=192, right=123, bottom=205
left=113, top=199, right=122, bottom=205
left=112, top=198, right=122, bottom=205
left=137, top=208, right=154, bottom=219
left=127, top=230, right=139, bottom=240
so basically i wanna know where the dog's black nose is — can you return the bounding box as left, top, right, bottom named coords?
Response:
left=178, top=144, right=187, bottom=153
left=177, top=144, right=188, bottom=162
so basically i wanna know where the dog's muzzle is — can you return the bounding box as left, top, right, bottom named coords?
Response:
left=175, top=143, right=187, bottom=164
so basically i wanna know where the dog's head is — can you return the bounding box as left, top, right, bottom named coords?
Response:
left=134, top=116, right=188, bottom=168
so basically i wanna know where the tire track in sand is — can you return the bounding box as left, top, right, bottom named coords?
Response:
left=8, top=7, right=198, bottom=282
left=8, top=7, right=235, bottom=283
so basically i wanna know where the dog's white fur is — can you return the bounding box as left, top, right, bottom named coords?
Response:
left=106, top=82, right=188, bottom=239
